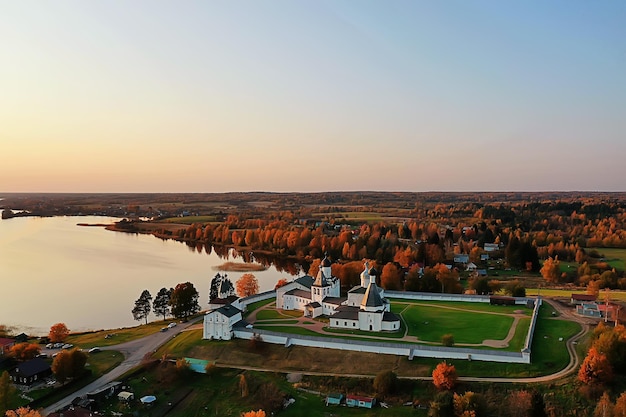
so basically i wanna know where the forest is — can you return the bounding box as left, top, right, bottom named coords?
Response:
left=3, top=192, right=626, bottom=295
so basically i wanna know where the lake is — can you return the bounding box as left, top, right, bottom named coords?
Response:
left=0, top=216, right=298, bottom=335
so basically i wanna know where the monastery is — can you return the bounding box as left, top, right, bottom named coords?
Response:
left=276, top=256, right=401, bottom=332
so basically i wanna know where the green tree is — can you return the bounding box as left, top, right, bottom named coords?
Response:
left=209, top=273, right=223, bottom=300
left=373, top=370, right=397, bottom=397
left=132, top=289, right=152, bottom=325
left=170, top=282, right=200, bottom=319
left=153, top=287, right=172, bottom=320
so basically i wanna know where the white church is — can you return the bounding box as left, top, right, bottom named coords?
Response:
left=275, top=256, right=401, bottom=332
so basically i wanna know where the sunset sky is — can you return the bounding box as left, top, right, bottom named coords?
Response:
left=1, top=1, right=624, bottom=193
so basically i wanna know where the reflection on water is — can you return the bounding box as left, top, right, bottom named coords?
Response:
left=0, top=216, right=300, bottom=335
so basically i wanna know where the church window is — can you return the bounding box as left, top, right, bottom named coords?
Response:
left=344, top=321, right=347, bottom=326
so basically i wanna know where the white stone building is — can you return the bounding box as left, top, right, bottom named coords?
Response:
left=329, top=264, right=400, bottom=332
left=203, top=304, right=245, bottom=340
left=275, top=258, right=400, bottom=333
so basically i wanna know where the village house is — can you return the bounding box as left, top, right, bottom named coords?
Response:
left=9, top=357, right=52, bottom=386
left=346, top=394, right=376, bottom=409
left=0, top=338, right=15, bottom=356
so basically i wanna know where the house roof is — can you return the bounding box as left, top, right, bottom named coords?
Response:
left=284, top=289, right=312, bottom=299
left=361, top=282, right=384, bottom=308
left=215, top=305, right=241, bottom=318
left=0, top=338, right=14, bottom=347
left=313, top=269, right=330, bottom=287
left=572, top=294, right=597, bottom=301
left=208, top=295, right=239, bottom=305
left=306, top=302, right=322, bottom=308
left=12, top=358, right=50, bottom=377
left=382, top=311, right=401, bottom=322
left=323, top=297, right=347, bottom=305
left=48, top=407, right=93, bottom=417
left=294, top=275, right=314, bottom=289
left=348, top=286, right=367, bottom=294
left=330, top=307, right=359, bottom=320
left=347, top=394, right=374, bottom=402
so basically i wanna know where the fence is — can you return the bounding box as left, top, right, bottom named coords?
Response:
left=233, top=327, right=531, bottom=364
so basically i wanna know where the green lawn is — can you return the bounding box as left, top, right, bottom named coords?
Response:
left=253, top=319, right=299, bottom=325
left=243, top=298, right=275, bottom=317
left=389, top=299, right=530, bottom=315
left=66, top=320, right=181, bottom=347
left=400, top=304, right=514, bottom=344
left=255, top=308, right=302, bottom=320
left=591, top=247, right=626, bottom=270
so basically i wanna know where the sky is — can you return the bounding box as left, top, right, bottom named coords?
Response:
left=1, top=1, right=624, bottom=193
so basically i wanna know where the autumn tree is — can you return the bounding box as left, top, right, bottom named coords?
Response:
left=441, top=334, right=454, bottom=347
left=9, top=343, right=40, bottom=361
left=380, top=263, right=402, bottom=290
left=373, top=370, right=397, bottom=397
left=236, top=274, right=259, bottom=297
left=0, top=371, right=16, bottom=417
left=578, top=347, right=613, bottom=386
left=274, top=278, right=289, bottom=289
left=132, top=289, right=152, bottom=325
left=432, top=361, right=457, bottom=390
left=153, top=287, right=172, bottom=320
left=540, top=256, right=561, bottom=283
left=453, top=391, right=485, bottom=417
left=241, top=411, right=265, bottom=417
left=51, top=348, right=87, bottom=385
left=614, top=392, right=626, bottom=416
left=505, top=390, right=535, bottom=417
left=5, top=407, right=43, bottom=417
left=594, top=392, right=614, bottom=417
left=239, top=374, right=249, bottom=398
left=48, top=323, right=69, bottom=343
left=170, top=282, right=200, bottom=319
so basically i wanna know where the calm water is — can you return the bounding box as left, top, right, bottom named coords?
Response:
left=0, top=216, right=294, bottom=335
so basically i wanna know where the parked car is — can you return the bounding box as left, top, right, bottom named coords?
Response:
left=62, top=343, right=73, bottom=349
left=167, top=322, right=177, bottom=328
left=88, top=347, right=101, bottom=354
left=46, top=343, right=54, bottom=349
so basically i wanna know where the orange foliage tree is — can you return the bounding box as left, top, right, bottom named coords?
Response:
left=578, top=347, right=613, bottom=385
left=432, top=361, right=457, bottom=390
left=9, top=343, right=40, bottom=362
left=236, top=274, right=259, bottom=297
left=274, top=279, right=289, bottom=290
left=540, top=256, right=561, bottom=283
left=5, top=407, right=43, bottom=417
left=48, top=323, right=69, bottom=343
left=241, top=411, right=266, bottom=417
left=380, top=263, right=402, bottom=290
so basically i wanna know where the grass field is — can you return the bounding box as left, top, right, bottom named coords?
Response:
left=399, top=304, right=514, bottom=344
left=156, top=302, right=579, bottom=380
left=591, top=247, right=626, bottom=270
left=66, top=316, right=198, bottom=347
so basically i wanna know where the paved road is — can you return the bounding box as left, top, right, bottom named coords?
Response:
left=42, top=318, right=202, bottom=416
